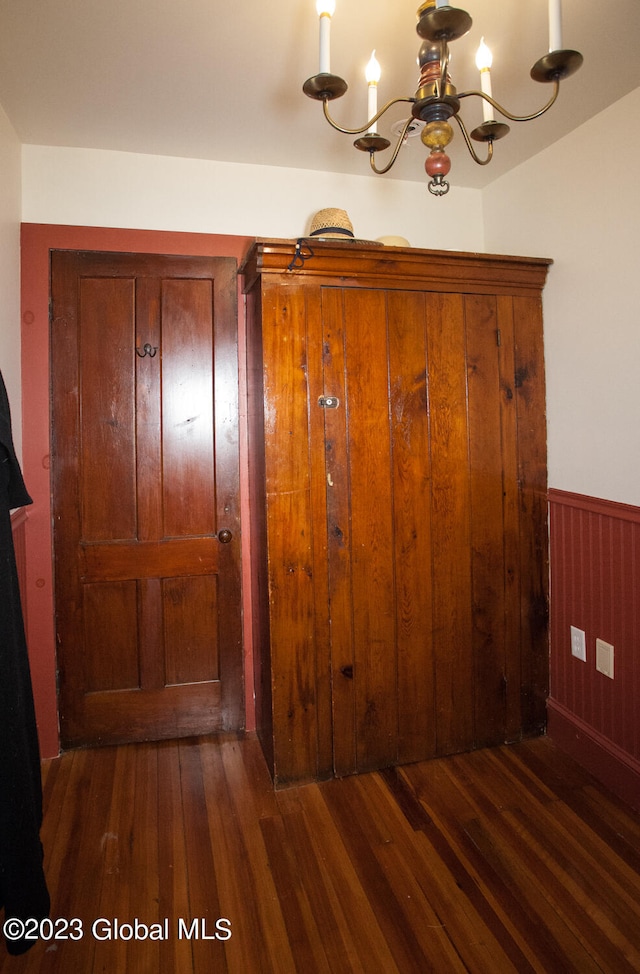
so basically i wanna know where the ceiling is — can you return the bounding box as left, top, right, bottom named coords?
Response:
left=0, top=0, right=639, bottom=190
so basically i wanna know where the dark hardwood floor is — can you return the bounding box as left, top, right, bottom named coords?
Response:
left=1, top=733, right=639, bottom=973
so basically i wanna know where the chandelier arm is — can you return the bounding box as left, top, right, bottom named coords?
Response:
left=457, top=80, right=561, bottom=123
left=453, top=115, right=494, bottom=166
left=322, top=95, right=415, bottom=137
left=439, top=40, right=450, bottom=98
left=368, top=117, right=416, bottom=176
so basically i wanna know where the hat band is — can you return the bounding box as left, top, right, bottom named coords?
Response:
left=309, top=225, right=354, bottom=237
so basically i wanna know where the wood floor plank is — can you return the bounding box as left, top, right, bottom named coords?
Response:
left=176, top=738, right=228, bottom=974
left=372, top=770, right=544, bottom=974
left=265, top=805, right=367, bottom=974
left=319, top=775, right=458, bottom=973
left=217, top=736, right=298, bottom=973
left=398, top=754, right=625, bottom=974
left=199, top=736, right=282, bottom=974
left=126, top=743, right=162, bottom=974
left=259, top=813, right=334, bottom=974
left=294, top=784, right=402, bottom=974
left=91, top=744, right=137, bottom=974
left=506, top=806, right=640, bottom=973
left=156, top=738, right=196, bottom=974
left=453, top=753, right=640, bottom=973
left=434, top=745, right=640, bottom=971
left=2, top=735, right=639, bottom=973
left=362, top=773, right=535, bottom=974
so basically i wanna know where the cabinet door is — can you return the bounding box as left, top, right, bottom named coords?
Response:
left=258, top=279, right=547, bottom=783
left=320, top=287, right=526, bottom=774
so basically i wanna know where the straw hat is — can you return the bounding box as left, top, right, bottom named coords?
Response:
left=308, top=207, right=355, bottom=240
left=376, top=235, right=411, bottom=247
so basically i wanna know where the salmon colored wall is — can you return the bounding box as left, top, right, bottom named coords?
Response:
left=21, top=224, right=255, bottom=758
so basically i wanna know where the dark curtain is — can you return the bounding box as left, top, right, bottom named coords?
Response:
left=0, top=370, right=49, bottom=955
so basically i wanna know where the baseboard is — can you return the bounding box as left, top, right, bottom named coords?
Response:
left=547, top=697, right=640, bottom=812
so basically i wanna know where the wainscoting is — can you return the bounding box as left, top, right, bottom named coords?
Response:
left=547, top=489, right=640, bottom=810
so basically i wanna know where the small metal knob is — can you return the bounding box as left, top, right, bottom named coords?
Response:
left=217, top=529, right=233, bottom=544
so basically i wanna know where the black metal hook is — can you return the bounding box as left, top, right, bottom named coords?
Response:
left=287, top=239, right=315, bottom=272
left=136, top=343, right=158, bottom=358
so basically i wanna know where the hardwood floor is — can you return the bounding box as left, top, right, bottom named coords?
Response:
left=1, top=734, right=639, bottom=973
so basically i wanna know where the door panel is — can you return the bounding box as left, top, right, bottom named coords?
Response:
left=161, top=279, right=216, bottom=538
left=320, top=286, right=512, bottom=774
left=51, top=251, right=242, bottom=748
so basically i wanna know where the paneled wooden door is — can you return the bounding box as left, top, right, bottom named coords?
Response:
left=51, top=251, right=243, bottom=748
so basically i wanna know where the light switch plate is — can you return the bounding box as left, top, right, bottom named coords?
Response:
left=570, top=626, right=587, bottom=661
left=595, top=638, right=614, bottom=679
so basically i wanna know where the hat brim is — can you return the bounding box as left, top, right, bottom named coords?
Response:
left=306, top=234, right=382, bottom=245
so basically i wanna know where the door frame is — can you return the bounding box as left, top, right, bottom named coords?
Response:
left=20, top=224, right=255, bottom=757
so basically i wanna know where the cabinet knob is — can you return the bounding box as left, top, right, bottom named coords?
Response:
left=217, top=529, right=233, bottom=544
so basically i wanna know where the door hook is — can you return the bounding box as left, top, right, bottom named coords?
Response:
left=136, top=343, right=158, bottom=358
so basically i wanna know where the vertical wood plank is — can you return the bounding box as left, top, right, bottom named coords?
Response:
left=342, top=288, right=398, bottom=772
left=465, top=293, right=507, bottom=747
left=262, top=285, right=318, bottom=783
left=513, top=295, right=549, bottom=734
left=496, top=297, right=523, bottom=741
left=426, top=292, right=474, bottom=755
left=244, top=283, right=274, bottom=771
left=387, top=289, right=436, bottom=763
left=321, top=287, right=357, bottom=777
left=306, top=285, right=334, bottom=780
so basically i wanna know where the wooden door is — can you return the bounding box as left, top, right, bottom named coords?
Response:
left=51, top=251, right=243, bottom=748
left=319, top=286, right=536, bottom=775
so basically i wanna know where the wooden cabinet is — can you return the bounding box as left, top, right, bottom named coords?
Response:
left=243, top=240, right=551, bottom=786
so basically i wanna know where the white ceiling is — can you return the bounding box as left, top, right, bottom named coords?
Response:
left=0, top=0, right=639, bottom=191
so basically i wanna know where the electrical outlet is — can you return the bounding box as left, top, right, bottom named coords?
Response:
left=570, top=626, right=587, bottom=661
left=595, top=638, right=614, bottom=679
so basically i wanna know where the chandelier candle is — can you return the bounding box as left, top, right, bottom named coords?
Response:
left=475, top=38, right=494, bottom=123
left=366, top=51, right=381, bottom=134
left=316, top=0, right=335, bottom=75
left=303, top=0, right=583, bottom=195
left=549, top=0, right=563, bottom=51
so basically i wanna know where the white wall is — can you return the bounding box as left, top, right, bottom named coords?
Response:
left=23, top=94, right=640, bottom=509
left=21, top=144, right=484, bottom=253
left=0, top=105, right=22, bottom=458
left=483, top=87, right=640, bottom=508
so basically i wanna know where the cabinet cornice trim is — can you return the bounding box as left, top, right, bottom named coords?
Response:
left=242, top=239, right=552, bottom=296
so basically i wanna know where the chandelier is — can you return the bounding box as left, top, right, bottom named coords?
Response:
left=303, top=0, right=583, bottom=196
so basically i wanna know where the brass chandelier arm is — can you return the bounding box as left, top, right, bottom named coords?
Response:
left=457, top=80, right=561, bottom=123
left=368, top=117, right=417, bottom=175
left=453, top=115, right=495, bottom=166
left=439, top=40, right=451, bottom=98
left=322, top=95, right=415, bottom=137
